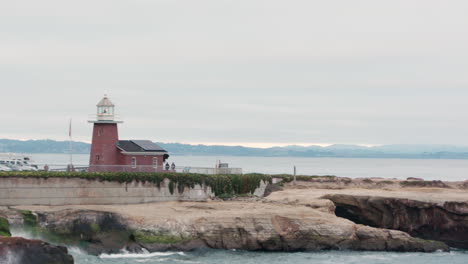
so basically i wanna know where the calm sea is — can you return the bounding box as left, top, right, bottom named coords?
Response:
left=28, top=153, right=468, bottom=181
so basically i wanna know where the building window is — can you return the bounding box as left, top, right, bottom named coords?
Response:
left=98, top=128, right=102, bottom=136
left=131, top=157, right=137, bottom=168
left=153, top=157, right=158, bottom=168
left=96, top=155, right=100, bottom=161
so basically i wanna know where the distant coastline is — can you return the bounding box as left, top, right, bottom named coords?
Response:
left=2, top=138, right=468, bottom=159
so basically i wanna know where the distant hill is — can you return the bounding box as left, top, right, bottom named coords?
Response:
left=2, top=139, right=468, bottom=159
left=0, top=139, right=90, bottom=154
left=158, top=143, right=468, bottom=159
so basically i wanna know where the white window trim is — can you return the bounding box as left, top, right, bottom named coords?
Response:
left=131, top=157, right=137, bottom=168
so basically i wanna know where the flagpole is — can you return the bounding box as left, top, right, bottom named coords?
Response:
left=69, top=118, right=73, bottom=166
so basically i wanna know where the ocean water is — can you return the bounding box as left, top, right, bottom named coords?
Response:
left=11, top=229, right=468, bottom=264
left=28, top=153, right=468, bottom=181
left=69, top=248, right=468, bottom=264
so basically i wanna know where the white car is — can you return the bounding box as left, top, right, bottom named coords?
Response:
left=21, top=165, right=38, bottom=171
left=0, top=165, right=12, bottom=171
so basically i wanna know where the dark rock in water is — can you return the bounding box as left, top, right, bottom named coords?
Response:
left=36, top=209, right=132, bottom=255
left=0, top=237, right=74, bottom=264
left=325, top=194, right=468, bottom=249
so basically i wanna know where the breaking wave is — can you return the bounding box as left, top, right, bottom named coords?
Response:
left=99, top=249, right=186, bottom=259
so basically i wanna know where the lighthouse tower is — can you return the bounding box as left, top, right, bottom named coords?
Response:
left=88, top=95, right=123, bottom=172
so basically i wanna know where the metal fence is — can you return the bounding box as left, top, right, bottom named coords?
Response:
left=176, top=167, right=243, bottom=175
left=39, top=164, right=242, bottom=174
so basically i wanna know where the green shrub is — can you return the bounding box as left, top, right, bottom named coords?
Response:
left=400, top=180, right=449, bottom=188
left=0, top=217, right=11, bottom=237
left=133, top=231, right=189, bottom=244
left=90, top=223, right=101, bottom=233
left=379, top=180, right=394, bottom=185
left=217, top=193, right=234, bottom=200
left=20, top=210, right=37, bottom=227
left=270, top=174, right=337, bottom=183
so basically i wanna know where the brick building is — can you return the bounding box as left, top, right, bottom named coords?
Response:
left=88, top=96, right=169, bottom=172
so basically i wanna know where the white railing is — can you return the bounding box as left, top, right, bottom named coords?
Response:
left=87, top=114, right=123, bottom=122
left=36, top=164, right=242, bottom=174
left=177, top=167, right=243, bottom=175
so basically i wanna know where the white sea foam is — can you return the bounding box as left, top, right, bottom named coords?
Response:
left=99, top=249, right=186, bottom=259
left=0, top=250, right=20, bottom=264
left=10, top=229, right=35, bottom=240
left=68, top=246, right=87, bottom=255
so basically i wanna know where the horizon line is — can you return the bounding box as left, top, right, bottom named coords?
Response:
left=3, top=137, right=468, bottom=149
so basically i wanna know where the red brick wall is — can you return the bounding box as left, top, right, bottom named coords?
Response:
left=89, top=123, right=120, bottom=172
left=116, top=154, right=165, bottom=172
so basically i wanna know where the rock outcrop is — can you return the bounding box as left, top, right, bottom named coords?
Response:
left=5, top=202, right=448, bottom=254
left=0, top=237, right=74, bottom=264
left=325, top=194, right=468, bottom=249
left=185, top=215, right=446, bottom=252
left=36, top=209, right=133, bottom=255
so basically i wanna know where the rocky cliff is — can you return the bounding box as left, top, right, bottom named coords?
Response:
left=3, top=176, right=466, bottom=256
left=324, top=194, right=468, bottom=249
left=2, top=200, right=448, bottom=255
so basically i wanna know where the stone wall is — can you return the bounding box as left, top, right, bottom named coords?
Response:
left=0, top=177, right=268, bottom=206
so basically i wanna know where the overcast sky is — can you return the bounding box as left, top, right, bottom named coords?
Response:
left=1, top=0, right=468, bottom=147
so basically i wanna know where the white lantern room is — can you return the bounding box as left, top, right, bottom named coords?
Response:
left=96, top=95, right=115, bottom=121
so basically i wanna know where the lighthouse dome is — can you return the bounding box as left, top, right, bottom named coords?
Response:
left=97, top=96, right=114, bottom=107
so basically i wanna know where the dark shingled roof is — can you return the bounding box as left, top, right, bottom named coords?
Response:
left=116, top=140, right=167, bottom=153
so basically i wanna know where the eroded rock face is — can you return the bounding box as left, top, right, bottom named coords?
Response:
left=18, top=207, right=449, bottom=254
left=0, top=237, right=74, bottom=264
left=189, top=215, right=447, bottom=252
left=325, top=194, right=468, bottom=249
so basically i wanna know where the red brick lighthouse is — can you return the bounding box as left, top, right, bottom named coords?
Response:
left=88, top=95, right=169, bottom=172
